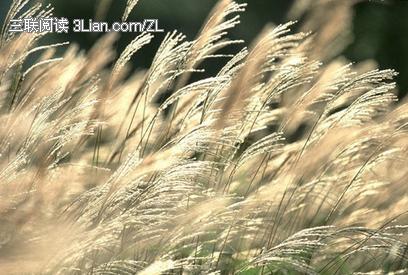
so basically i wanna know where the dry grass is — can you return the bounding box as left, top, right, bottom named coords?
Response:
left=0, top=0, right=407, bottom=274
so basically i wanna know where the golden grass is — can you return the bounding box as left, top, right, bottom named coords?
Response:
left=0, top=0, right=407, bottom=274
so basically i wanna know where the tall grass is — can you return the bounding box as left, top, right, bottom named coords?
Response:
left=0, top=0, right=407, bottom=274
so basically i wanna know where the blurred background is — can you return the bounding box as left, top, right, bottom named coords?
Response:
left=1, top=0, right=408, bottom=97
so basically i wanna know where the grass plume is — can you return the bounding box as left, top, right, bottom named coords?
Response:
left=0, top=0, right=407, bottom=274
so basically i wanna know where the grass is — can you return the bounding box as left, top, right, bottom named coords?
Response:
left=0, top=0, right=407, bottom=274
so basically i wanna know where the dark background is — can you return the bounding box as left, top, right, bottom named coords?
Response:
left=1, top=0, right=408, bottom=97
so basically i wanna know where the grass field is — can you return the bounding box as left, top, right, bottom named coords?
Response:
left=0, top=0, right=407, bottom=274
